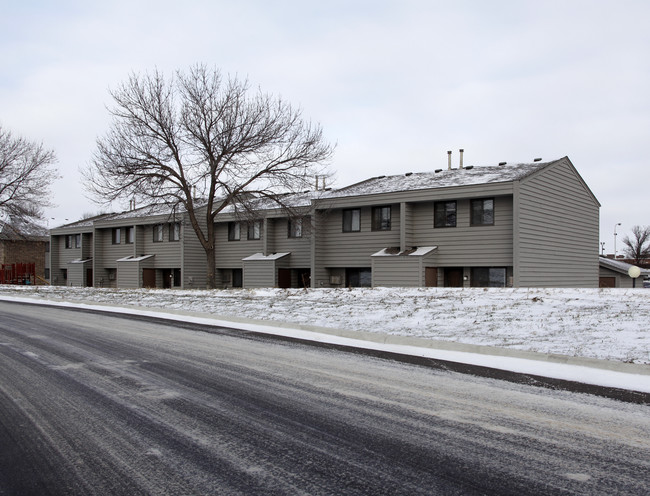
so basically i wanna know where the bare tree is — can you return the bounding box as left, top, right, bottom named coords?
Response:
left=0, top=124, right=57, bottom=220
left=622, top=225, right=650, bottom=265
left=84, top=65, right=334, bottom=288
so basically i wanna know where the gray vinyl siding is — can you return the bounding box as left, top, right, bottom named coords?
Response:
left=243, top=260, right=276, bottom=288
left=371, top=257, right=426, bottom=287
left=117, top=261, right=140, bottom=288
left=182, top=221, right=209, bottom=289
left=141, top=224, right=182, bottom=267
left=411, top=196, right=514, bottom=266
left=515, top=159, right=599, bottom=287
left=599, top=266, right=634, bottom=288
left=214, top=222, right=262, bottom=268
left=96, top=228, right=134, bottom=269
left=270, top=218, right=311, bottom=268
left=66, top=261, right=88, bottom=287
left=317, top=205, right=401, bottom=267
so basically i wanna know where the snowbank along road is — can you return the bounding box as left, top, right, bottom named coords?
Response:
left=0, top=301, right=649, bottom=495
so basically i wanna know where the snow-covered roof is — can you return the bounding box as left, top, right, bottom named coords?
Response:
left=323, top=160, right=555, bottom=199
left=0, top=215, right=49, bottom=241
left=218, top=191, right=320, bottom=215
left=117, top=255, right=155, bottom=262
left=599, top=256, right=644, bottom=275
left=371, top=246, right=438, bottom=257
left=242, top=252, right=290, bottom=261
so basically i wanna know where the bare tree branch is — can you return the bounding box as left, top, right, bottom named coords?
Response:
left=0, top=124, right=58, bottom=220
left=622, top=225, right=650, bottom=265
left=83, top=65, right=334, bottom=288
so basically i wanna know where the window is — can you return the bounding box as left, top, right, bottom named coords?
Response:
left=372, top=206, right=391, bottom=231
left=434, top=201, right=457, bottom=228
left=288, top=218, right=303, bottom=238
left=169, top=223, right=180, bottom=241
left=112, top=228, right=121, bottom=244
left=125, top=226, right=134, bottom=244
left=471, top=267, right=506, bottom=287
left=65, top=235, right=73, bottom=249
left=75, top=234, right=81, bottom=248
left=45, top=241, right=50, bottom=253
left=247, top=220, right=261, bottom=240
left=346, top=268, right=372, bottom=287
left=342, top=208, right=361, bottom=232
left=228, top=222, right=241, bottom=241
left=153, top=224, right=164, bottom=242
left=44, top=268, right=50, bottom=279
left=471, top=198, right=494, bottom=226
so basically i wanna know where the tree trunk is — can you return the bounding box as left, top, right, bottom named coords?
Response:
left=205, top=245, right=217, bottom=289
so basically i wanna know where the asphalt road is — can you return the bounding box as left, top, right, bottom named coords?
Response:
left=0, top=301, right=648, bottom=495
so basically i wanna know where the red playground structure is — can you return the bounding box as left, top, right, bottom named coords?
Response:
left=0, top=263, right=36, bottom=285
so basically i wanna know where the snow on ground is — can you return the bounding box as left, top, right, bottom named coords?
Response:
left=1, top=285, right=648, bottom=365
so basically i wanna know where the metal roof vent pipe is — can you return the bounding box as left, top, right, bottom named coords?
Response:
left=447, top=150, right=452, bottom=170
left=459, top=149, right=464, bottom=169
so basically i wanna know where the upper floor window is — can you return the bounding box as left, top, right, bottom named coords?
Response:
left=112, top=228, right=121, bottom=244
left=247, top=220, right=261, bottom=240
left=288, top=218, right=303, bottom=238
left=169, top=223, right=180, bottom=242
left=342, top=208, right=361, bottom=232
left=153, top=224, right=164, bottom=242
left=372, top=206, right=391, bottom=231
left=75, top=234, right=81, bottom=248
left=65, top=235, right=73, bottom=249
left=470, top=198, right=494, bottom=226
left=228, top=222, right=241, bottom=241
left=434, top=201, right=457, bottom=228
left=125, top=226, right=134, bottom=244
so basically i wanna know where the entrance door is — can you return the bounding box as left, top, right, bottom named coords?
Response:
left=278, top=268, right=291, bottom=288
left=162, top=269, right=172, bottom=288
left=143, top=268, right=156, bottom=288
left=232, top=269, right=243, bottom=288
left=444, top=267, right=464, bottom=287
left=86, top=268, right=93, bottom=287
left=425, top=267, right=438, bottom=287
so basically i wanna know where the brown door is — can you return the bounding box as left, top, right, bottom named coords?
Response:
left=444, top=268, right=464, bottom=287
left=143, top=268, right=156, bottom=288
left=425, top=267, right=438, bottom=287
left=278, top=268, right=291, bottom=288
left=162, top=269, right=172, bottom=288
left=599, top=277, right=616, bottom=288
left=86, top=269, right=93, bottom=287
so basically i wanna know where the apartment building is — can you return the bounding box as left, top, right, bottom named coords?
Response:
left=50, top=156, right=601, bottom=289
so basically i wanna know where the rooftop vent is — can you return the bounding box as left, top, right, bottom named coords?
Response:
left=533, top=157, right=542, bottom=162
left=435, top=169, right=443, bottom=173
left=447, top=150, right=452, bottom=170
left=498, top=162, right=507, bottom=166
left=405, top=172, right=413, bottom=176
left=459, top=148, right=464, bottom=169
left=465, top=165, right=474, bottom=170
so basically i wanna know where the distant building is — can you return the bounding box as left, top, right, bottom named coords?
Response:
left=599, top=256, right=649, bottom=288
left=50, top=156, right=602, bottom=289
left=0, top=216, right=50, bottom=284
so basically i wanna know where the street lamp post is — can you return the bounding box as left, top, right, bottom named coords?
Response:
left=614, top=223, right=622, bottom=258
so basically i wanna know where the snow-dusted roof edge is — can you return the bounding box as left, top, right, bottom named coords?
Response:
left=242, top=252, right=290, bottom=261
left=372, top=246, right=438, bottom=257
left=599, top=256, right=649, bottom=275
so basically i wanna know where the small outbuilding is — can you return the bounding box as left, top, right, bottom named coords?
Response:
left=598, top=256, right=646, bottom=288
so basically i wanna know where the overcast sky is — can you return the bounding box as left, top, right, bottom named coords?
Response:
left=2, top=0, right=648, bottom=254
